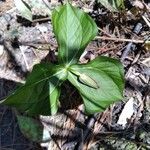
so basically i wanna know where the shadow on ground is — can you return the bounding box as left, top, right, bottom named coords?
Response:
left=0, top=79, right=42, bottom=150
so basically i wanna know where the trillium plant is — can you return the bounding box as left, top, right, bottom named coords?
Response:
left=1, top=3, right=124, bottom=116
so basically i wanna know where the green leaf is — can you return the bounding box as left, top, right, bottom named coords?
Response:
left=17, top=115, right=43, bottom=142
left=52, top=2, right=98, bottom=65
left=98, top=0, right=125, bottom=12
left=14, top=0, right=32, bottom=21
left=1, top=63, right=67, bottom=116
left=81, top=94, right=107, bottom=114
left=68, top=56, right=124, bottom=114
left=49, top=77, right=61, bottom=115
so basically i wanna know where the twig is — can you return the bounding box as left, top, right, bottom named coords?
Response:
left=95, top=36, right=144, bottom=44
left=121, top=22, right=143, bottom=61
left=121, top=42, right=133, bottom=61
left=142, top=15, right=150, bottom=28
left=98, top=27, right=112, bottom=37
left=32, top=17, right=50, bottom=23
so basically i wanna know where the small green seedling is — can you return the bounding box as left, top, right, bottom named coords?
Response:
left=1, top=3, right=124, bottom=115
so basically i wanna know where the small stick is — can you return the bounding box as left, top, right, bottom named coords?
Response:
left=121, top=22, right=143, bottom=61
left=95, top=36, right=144, bottom=44
left=142, top=15, right=150, bottom=28
left=98, top=27, right=112, bottom=37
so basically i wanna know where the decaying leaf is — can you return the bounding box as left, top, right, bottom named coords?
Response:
left=98, top=0, right=125, bottom=12
left=14, top=0, right=32, bottom=21
left=117, top=98, right=135, bottom=128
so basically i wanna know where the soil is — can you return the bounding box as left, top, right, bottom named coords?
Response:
left=0, top=0, right=150, bottom=150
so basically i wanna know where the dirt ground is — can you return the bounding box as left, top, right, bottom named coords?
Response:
left=0, top=0, right=150, bottom=150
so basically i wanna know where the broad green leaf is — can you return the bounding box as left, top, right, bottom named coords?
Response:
left=81, top=94, right=107, bottom=114
left=98, top=0, right=125, bottom=12
left=14, top=0, right=32, bottom=21
left=49, top=77, right=61, bottom=115
left=68, top=56, right=124, bottom=114
left=17, top=115, right=43, bottom=142
left=52, top=3, right=98, bottom=65
left=1, top=63, right=67, bottom=116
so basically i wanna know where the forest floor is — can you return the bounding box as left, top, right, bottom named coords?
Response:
left=0, top=0, right=150, bottom=150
